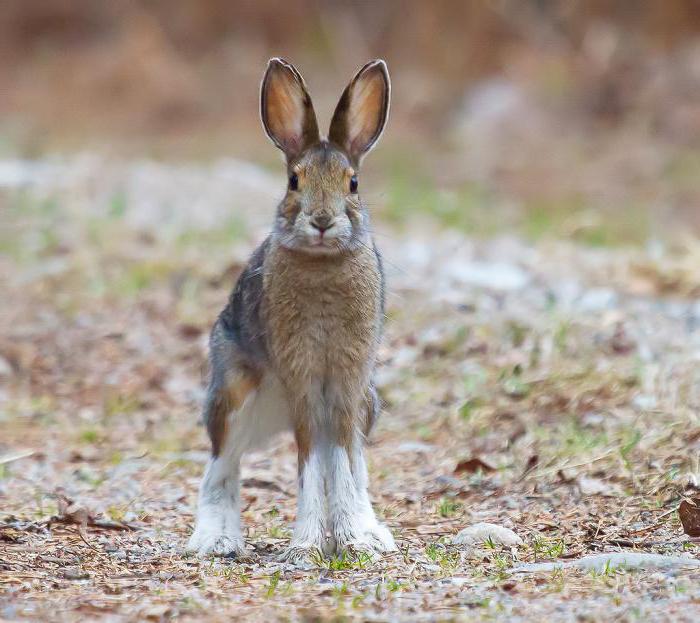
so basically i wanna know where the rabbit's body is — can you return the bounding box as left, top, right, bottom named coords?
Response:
left=188, top=58, right=394, bottom=561
left=264, top=238, right=383, bottom=434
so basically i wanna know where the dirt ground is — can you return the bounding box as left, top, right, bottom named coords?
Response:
left=2, top=156, right=700, bottom=622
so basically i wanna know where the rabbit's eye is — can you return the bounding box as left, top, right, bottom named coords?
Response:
left=289, top=173, right=299, bottom=191
left=349, top=175, right=358, bottom=193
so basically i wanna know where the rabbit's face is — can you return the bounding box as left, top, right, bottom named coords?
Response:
left=260, top=58, right=390, bottom=254
left=274, top=142, right=367, bottom=255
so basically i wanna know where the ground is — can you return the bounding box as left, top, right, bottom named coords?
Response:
left=1, top=156, right=700, bottom=622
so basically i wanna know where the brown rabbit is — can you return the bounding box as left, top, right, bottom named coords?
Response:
left=187, top=58, right=394, bottom=562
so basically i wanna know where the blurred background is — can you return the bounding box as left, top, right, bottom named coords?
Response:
left=1, top=0, right=699, bottom=242
left=4, top=5, right=700, bottom=618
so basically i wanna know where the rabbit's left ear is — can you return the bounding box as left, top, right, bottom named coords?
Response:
left=261, top=58, right=320, bottom=160
left=328, top=60, right=390, bottom=165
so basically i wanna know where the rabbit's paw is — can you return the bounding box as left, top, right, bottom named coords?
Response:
left=338, top=521, right=396, bottom=555
left=279, top=543, right=323, bottom=567
left=187, top=529, right=246, bottom=558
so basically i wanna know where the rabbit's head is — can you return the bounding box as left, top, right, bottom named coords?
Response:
left=261, top=58, right=390, bottom=255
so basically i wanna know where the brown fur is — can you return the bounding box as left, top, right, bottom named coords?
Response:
left=262, top=240, right=382, bottom=460
left=292, top=417, right=312, bottom=477
left=207, top=370, right=260, bottom=456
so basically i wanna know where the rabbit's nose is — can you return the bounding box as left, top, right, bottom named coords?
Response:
left=311, top=214, right=334, bottom=232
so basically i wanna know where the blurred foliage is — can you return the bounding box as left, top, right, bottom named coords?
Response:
left=1, top=0, right=699, bottom=149
left=0, top=0, right=698, bottom=241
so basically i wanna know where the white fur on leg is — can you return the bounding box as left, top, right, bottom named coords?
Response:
left=327, top=440, right=396, bottom=555
left=187, top=455, right=245, bottom=557
left=188, top=373, right=290, bottom=557
left=350, top=442, right=396, bottom=551
left=280, top=442, right=327, bottom=562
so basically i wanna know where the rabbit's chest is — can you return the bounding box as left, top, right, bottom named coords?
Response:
left=263, top=250, right=382, bottom=385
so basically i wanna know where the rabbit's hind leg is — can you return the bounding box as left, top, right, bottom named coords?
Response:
left=188, top=367, right=290, bottom=558
left=187, top=369, right=255, bottom=558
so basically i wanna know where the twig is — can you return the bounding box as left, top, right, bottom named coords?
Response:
left=78, top=526, right=100, bottom=551
left=0, top=450, right=35, bottom=465
left=532, top=450, right=616, bottom=478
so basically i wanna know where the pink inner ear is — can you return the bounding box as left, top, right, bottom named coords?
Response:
left=266, top=71, right=305, bottom=149
left=347, top=72, right=385, bottom=153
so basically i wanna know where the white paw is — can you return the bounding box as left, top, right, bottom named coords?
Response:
left=337, top=521, right=397, bottom=554
left=187, top=529, right=246, bottom=558
left=279, top=543, right=323, bottom=566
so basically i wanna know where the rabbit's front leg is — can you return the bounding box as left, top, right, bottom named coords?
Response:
left=326, top=407, right=396, bottom=555
left=281, top=414, right=329, bottom=563
left=188, top=451, right=245, bottom=558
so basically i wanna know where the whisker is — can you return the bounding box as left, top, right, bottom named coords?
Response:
left=350, top=237, right=407, bottom=277
left=365, top=229, right=402, bottom=242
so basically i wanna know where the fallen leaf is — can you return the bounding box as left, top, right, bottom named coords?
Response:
left=0, top=527, right=24, bottom=543
left=58, top=499, right=90, bottom=527
left=608, top=321, right=635, bottom=354
left=62, top=567, right=90, bottom=580
left=518, top=455, right=539, bottom=480
left=686, top=428, right=700, bottom=445
left=52, top=493, right=135, bottom=531
left=69, top=447, right=101, bottom=462
left=454, top=457, right=495, bottom=474
left=556, top=469, right=577, bottom=484
left=241, top=478, right=291, bottom=496
left=142, top=604, right=172, bottom=620
left=178, top=323, right=203, bottom=339
left=679, top=498, right=700, bottom=537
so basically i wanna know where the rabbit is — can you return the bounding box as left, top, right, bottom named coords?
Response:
left=187, top=58, right=395, bottom=562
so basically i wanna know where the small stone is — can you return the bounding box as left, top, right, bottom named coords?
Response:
left=452, top=522, right=523, bottom=547
left=578, top=288, right=617, bottom=312
left=447, top=260, right=529, bottom=291
left=512, top=553, right=700, bottom=574
left=578, top=476, right=621, bottom=497
left=62, top=567, right=90, bottom=580
left=396, top=441, right=435, bottom=454
left=0, top=356, right=13, bottom=377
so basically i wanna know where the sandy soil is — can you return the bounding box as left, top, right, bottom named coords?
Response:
left=1, top=157, right=700, bottom=622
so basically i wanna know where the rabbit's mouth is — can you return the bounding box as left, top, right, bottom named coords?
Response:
left=300, top=225, right=344, bottom=253
left=306, top=237, right=341, bottom=254
left=312, top=231, right=333, bottom=246
left=286, top=231, right=345, bottom=255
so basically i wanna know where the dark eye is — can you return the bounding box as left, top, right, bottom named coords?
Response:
left=289, top=173, right=299, bottom=191
left=349, top=175, right=358, bottom=193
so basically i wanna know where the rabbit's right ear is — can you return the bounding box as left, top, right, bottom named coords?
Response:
left=261, top=58, right=320, bottom=160
left=328, top=60, right=390, bottom=166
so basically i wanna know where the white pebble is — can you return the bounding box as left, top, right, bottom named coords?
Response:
left=452, top=522, right=523, bottom=547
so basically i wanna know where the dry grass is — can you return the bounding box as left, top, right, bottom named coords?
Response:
left=1, top=158, right=700, bottom=622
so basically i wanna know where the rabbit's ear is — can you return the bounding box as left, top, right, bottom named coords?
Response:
left=261, top=58, right=320, bottom=159
left=328, top=60, right=390, bottom=165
